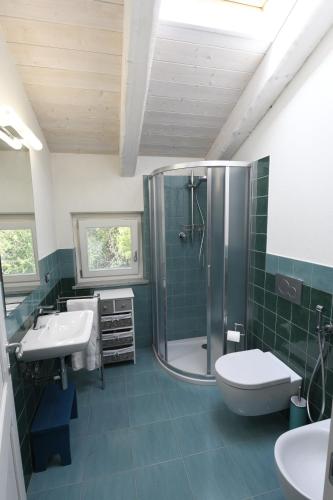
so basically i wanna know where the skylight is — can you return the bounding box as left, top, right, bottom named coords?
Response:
left=159, top=0, right=296, bottom=43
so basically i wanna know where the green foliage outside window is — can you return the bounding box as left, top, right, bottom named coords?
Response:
left=0, top=229, right=36, bottom=275
left=87, top=226, right=132, bottom=271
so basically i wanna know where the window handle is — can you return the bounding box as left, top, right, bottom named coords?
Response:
left=133, top=250, right=138, bottom=262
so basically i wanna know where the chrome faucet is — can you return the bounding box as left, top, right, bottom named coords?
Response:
left=33, top=305, right=57, bottom=329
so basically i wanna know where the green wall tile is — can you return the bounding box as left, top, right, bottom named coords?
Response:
left=277, top=297, right=292, bottom=320
left=247, top=156, right=333, bottom=417
left=256, top=176, right=269, bottom=197
left=291, top=304, right=310, bottom=331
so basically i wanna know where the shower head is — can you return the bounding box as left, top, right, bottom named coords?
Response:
left=197, top=176, right=207, bottom=185
left=187, top=174, right=207, bottom=189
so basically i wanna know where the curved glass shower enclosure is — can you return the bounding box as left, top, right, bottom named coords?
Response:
left=149, top=161, right=252, bottom=382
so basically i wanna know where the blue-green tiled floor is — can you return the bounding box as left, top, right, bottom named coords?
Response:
left=28, top=348, right=287, bottom=500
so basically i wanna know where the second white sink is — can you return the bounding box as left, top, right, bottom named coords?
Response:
left=20, top=310, right=93, bottom=362
left=274, top=418, right=330, bottom=500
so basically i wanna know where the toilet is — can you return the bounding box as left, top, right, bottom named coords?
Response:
left=215, top=349, right=302, bottom=416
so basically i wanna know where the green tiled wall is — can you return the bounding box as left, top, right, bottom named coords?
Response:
left=164, top=175, right=207, bottom=341
left=7, top=250, right=63, bottom=488
left=266, top=254, right=333, bottom=295
left=248, top=157, right=333, bottom=418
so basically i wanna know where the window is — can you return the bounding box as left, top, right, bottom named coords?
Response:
left=74, top=214, right=143, bottom=283
left=0, top=215, right=39, bottom=288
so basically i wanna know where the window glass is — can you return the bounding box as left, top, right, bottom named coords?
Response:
left=87, top=226, right=132, bottom=271
left=0, top=228, right=37, bottom=276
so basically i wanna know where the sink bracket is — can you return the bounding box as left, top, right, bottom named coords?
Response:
left=59, top=357, right=68, bottom=391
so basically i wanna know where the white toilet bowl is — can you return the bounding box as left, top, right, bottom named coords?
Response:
left=215, top=349, right=302, bottom=416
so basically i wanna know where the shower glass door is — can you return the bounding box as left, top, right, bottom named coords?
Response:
left=149, top=173, right=167, bottom=361
left=149, top=162, right=251, bottom=382
left=206, top=167, right=226, bottom=374
left=206, top=166, right=250, bottom=374
left=164, top=168, right=208, bottom=376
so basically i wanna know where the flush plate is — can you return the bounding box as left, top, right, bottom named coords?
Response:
left=275, top=274, right=303, bottom=305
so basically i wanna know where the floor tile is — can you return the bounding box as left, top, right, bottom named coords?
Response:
left=70, top=405, right=91, bottom=438
left=126, top=370, right=161, bottom=397
left=89, top=398, right=129, bottom=433
left=184, top=447, right=249, bottom=500
left=228, top=440, right=280, bottom=497
left=207, top=407, right=279, bottom=447
left=28, top=348, right=285, bottom=500
left=241, top=414, right=288, bottom=445
left=172, top=411, right=226, bottom=456
left=28, top=436, right=89, bottom=493
left=103, top=363, right=129, bottom=381
left=28, top=483, right=81, bottom=500
left=131, top=420, right=180, bottom=467
left=89, top=377, right=127, bottom=403
left=251, top=489, right=286, bottom=499
left=72, top=372, right=93, bottom=407
left=199, top=385, right=225, bottom=412
left=80, top=471, right=138, bottom=500
left=164, top=386, right=205, bottom=418
left=155, top=370, right=186, bottom=391
left=134, top=459, right=194, bottom=500
left=83, top=429, right=133, bottom=479
left=124, top=349, right=159, bottom=377
left=128, top=392, right=170, bottom=426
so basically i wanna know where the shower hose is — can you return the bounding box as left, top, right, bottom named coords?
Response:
left=306, top=311, right=328, bottom=423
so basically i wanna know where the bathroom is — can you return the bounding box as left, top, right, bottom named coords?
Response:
left=0, top=0, right=333, bottom=499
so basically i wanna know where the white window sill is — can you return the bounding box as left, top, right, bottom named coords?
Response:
left=72, top=278, right=149, bottom=290
left=4, top=281, right=40, bottom=294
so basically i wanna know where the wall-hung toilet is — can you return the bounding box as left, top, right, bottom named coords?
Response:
left=215, top=349, right=302, bottom=416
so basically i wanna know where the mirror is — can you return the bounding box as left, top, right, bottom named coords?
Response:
left=0, top=141, right=39, bottom=316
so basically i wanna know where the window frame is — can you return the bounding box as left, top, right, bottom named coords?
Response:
left=0, top=214, right=40, bottom=289
left=73, top=213, right=143, bottom=285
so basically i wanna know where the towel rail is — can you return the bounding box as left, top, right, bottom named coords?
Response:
left=56, top=294, right=105, bottom=390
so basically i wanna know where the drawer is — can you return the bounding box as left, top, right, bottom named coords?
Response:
left=102, top=330, right=134, bottom=349
left=101, top=313, right=132, bottom=331
left=114, top=298, right=132, bottom=312
left=100, top=299, right=114, bottom=315
left=103, top=346, right=134, bottom=364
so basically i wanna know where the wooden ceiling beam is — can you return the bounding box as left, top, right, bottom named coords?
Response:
left=119, top=0, right=161, bottom=176
left=207, top=0, right=333, bottom=160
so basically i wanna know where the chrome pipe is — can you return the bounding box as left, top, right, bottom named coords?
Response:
left=190, top=169, right=194, bottom=243
left=60, top=357, right=68, bottom=391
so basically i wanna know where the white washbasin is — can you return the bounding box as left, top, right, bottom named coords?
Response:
left=20, top=310, right=93, bottom=362
left=275, top=418, right=330, bottom=500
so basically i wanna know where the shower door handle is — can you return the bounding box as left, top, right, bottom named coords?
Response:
left=207, top=265, right=211, bottom=288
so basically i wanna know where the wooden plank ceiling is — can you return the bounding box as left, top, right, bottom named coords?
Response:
left=0, top=0, right=123, bottom=154
left=140, top=22, right=268, bottom=157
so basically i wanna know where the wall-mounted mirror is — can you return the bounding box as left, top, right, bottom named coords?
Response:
left=0, top=141, right=39, bottom=316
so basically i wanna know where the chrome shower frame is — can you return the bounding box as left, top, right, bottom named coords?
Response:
left=149, top=160, right=252, bottom=383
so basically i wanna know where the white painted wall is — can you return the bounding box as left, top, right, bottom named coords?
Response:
left=234, top=26, right=333, bottom=267
left=51, top=154, right=202, bottom=248
left=0, top=151, right=34, bottom=213
left=0, top=30, right=56, bottom=259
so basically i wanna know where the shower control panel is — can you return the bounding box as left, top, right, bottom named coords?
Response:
left=275, top=274, right=303, bottom=305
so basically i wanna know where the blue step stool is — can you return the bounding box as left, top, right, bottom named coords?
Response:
left=30, top=383, right=78, bottom=472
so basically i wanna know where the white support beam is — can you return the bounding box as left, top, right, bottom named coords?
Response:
left=120, top=0, right=161, bottom=176
left=207, top=0, right=333, bottom=160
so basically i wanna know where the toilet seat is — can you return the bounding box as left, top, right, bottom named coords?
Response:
left=215, top=349, right=291, bottom=389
